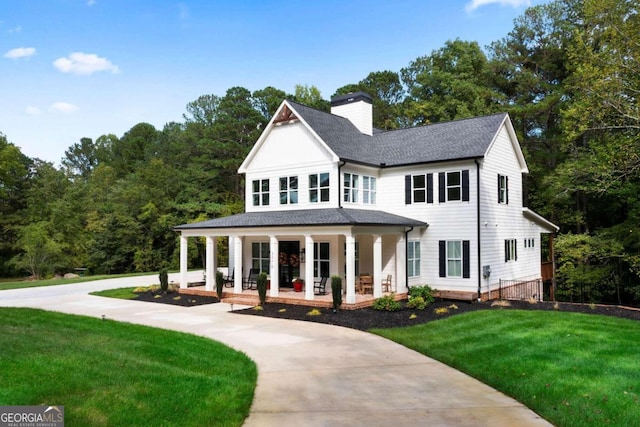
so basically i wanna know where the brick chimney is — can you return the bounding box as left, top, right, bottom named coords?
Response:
left=330, top=92, right=373, bottom=136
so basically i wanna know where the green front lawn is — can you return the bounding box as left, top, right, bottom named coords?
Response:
left=373, top=310, right=640, bottom=427
left=0, top=308, right=256, bottom=426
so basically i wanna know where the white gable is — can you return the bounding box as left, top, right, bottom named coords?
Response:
left=484, top=115, right=528, bottom=174
left=239, top=101, right=338, bottom=173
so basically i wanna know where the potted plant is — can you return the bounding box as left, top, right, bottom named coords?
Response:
left=293, top=278, right=304, bottom=292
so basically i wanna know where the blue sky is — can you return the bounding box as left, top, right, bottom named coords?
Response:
left=1, top=0, right=547, bottom=163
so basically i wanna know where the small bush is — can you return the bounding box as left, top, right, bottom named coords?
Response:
left=373, top=293, right=401, bottom=312
left=215, top=271, right=224, bottom=300
left=407, top=296, right=427, bottom=310
left=257, top=272, right=268, bottom=305
left=306, top=309, right=322, bottom=316
left=435, top=307, right=449, bottom=315
left=159, top=268, right=169, bottom=294
left=408, top=285, right=435, bottom=306
left=331, top=276, right=342, bottom=310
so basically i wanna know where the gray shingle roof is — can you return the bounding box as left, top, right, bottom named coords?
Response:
left=288, top=100, right=507, bottom=167
left=174, top=208, right=426, bottom=230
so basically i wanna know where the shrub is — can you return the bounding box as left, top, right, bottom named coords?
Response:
left=373, top=293, right=401, bottom=312
left=215, top=271, right=224, bottom=300
left=306, top=309, right=322, bottom=316
left=408, top=285, right=435, bottom=305
left=331, top=276, right=342, bottom=310
left=159, top=268, right=169, bottom=294
left=406, top=296, right=427, bottom=310
left=257, top=272, right=268, bottom=305
left=435, top=307, right=449, bottom=315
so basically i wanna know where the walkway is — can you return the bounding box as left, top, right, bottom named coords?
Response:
left=0, top=273, right=551, bottom=426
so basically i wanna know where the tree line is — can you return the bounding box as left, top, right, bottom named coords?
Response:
left=1, top=0, right=638, bottom=305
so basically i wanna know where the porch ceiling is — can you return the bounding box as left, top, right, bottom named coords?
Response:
left=174, top=208, right=426, bottom=231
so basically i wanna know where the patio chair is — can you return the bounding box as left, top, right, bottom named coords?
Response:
left=313, top=276, right=328, bottom=295
left=358, top=275, right=373, bottom=295
left=223, top=268, right=234, bottom=288
left=381, top=274, right=393, bottom=292
left=243, top=268, right=259, bottom=290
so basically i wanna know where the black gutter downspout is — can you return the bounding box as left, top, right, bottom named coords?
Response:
left=338, top=160, right=346, bottom=208
left=475, top=159, right=482, bottom=302
left=405, top=226, right=414, bottom=292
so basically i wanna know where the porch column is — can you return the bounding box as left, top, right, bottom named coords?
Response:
left=373, top=234, right=383, bottom=298
left=396, top=235, right=407, bottom=292
left=233, top=236, right=243, bottom=294
left=205, top=236, right=216, bottom=292
left=345, top=234, right=356, bottom=304
left=180, top=235, right=188, bottom=289
left=304, top=235, right=314, bottom=301
left=269, top=235, right=279, bottom=297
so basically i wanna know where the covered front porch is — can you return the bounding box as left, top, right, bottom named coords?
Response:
left=174, top=208, right=427, bottom=307
left=180, top=282, right=408, bottom=309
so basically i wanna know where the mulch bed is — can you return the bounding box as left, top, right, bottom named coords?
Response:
left=133, top=290, right=219, bottom=307
left=233, top=299, right=640, bottom=331
left=130, top=289, right=640, bottom=330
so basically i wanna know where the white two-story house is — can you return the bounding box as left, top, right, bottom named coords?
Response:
left=175, top=92, right=558, bottom=305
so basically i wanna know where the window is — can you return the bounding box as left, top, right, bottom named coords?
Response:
left=252, top=179, right=269, bottom=206
left=447, top=241, right=462, bottom=277
left=524, top=238, right=535, bottom=248
left=498, top=174, right=509, bottom=204
left=438, top=170, right=469, bottom=202
left=313, top=242, right=330, bottom=278
left=279, top=176, right=298, bottom=204
left=408, top=241, right=421, bottom=277
left=343, top=173, right=359, bottom=203
left=363, top=176, right=376, bottom=204
left=439, top=240, right=470, bottom=278
left=252, top=242, right=270, bottom=274
left=405, top=174, right=433, bottom=204
left=446, top=171, right=462, bottom=201
left=309, top=173, right=330, bottom=203
left=505, top=239, right=517, bottom=262
left=413, top=175, right=426, bottom=203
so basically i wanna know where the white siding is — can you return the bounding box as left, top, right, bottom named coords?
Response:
left=379, top=161, right=480, bottom=294
left=480, top=124, right=541, bottom=294
left=244, top=122, right=339, bottom=212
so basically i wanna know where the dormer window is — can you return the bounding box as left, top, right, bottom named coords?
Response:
left=279, top=176, right=298, bottom=204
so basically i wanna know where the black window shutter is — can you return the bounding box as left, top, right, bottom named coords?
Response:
left=515, top=239, right=518, bottom=260
left=438, top=172, right=445, bottom=203
left=405, top=175, right=412, bottom=204
left=462, top=169, right=470, bottom=201
left=497, top=174, right=501, bottom=203
left=506, top=176, right=509, bottom=204
left=438, top=241, right=446, bottom=277
left=462, top=240, right=470, bottom=278
left=427, top=173, right=433, bottom=203
left=505, top=240, right=508, bottom=262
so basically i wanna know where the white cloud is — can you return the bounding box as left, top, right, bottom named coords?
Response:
left=25, top=106, right=41, bottom=115
left=4, top=47, right=36, bottom=59
left=49, top=102, right=78, bottom=113
left=7, top=25, right=22, bottom=34
left=53, top=52, right=119, bottom=75
left=465, top=0, right=531, bottom=12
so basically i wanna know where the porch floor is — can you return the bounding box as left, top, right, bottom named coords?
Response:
left=180, top=286, right=406, bottom=310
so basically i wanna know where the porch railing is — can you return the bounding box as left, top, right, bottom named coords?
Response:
left=498, top=278, right=543, bottom=301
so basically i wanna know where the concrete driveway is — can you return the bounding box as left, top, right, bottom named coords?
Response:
left=0, top=273, right=551, bottom=426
